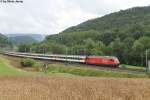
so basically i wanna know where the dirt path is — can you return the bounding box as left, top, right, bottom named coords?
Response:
left=0, top=76, right=150, bottom=100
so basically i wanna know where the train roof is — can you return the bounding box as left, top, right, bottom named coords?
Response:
left=87, top=56, right=118, bottom=59
left=4, top=52, right=87, bottom=58
left=4, top=51, right=118, bottom=59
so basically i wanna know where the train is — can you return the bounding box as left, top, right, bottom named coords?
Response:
left=3, top=52, right=120, bottom=67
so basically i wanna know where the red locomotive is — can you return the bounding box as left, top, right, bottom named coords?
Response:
left=4, top=52, right=120, bottom=67
left=85, top=56, right=120, bottom=67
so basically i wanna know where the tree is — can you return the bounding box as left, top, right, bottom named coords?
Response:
left=51, top=44, right=67, bottom=54
left=129, top=24, right=144, bottom=39
left=108, top=38, right=124, bottom=62
left=35, top=43, right=49, bottom=53
left=18, top=44, right=30, bottom=52
left=100, top=32, right=116, bottom=45
left=84, top=38, right=96, bottom=55
left=90, top=41, right=106, bottom=56
left=122, top=37, right=135, bottom=64
left=132, top=36, right=150, bottom=66
left=69, top=45, right=86, bottom=55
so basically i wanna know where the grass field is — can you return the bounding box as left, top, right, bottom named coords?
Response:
left=46, top=64, right=147, bottom=78
left=120, top=64, right=146, bottom=70
left=0, top=76, right=150, bottom=100
left=0, top=55, right=75, bottom=77
left=0, top=57, right=31, bottom=76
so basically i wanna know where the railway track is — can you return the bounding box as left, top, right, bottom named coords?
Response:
left=2, top=52, right=146, bottom=74
left=55, top=62, right=146, bottom=74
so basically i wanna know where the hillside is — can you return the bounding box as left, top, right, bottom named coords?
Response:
left=28, top=6, right=150, bottom=66
left=8, top=36, right=37, bottom=45
left=0, top=33, right=10, bottom=48
left=6, top=34, right=46, bottom=45
left=63, top=6, right=150, bottom=34
left=0, top=56, right=30, bottom=76
left=6, top=34, right=45, bottom=42
left=46, top=6, right=150, bottom=45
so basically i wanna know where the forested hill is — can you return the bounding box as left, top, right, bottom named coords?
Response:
left=0, top=33, right=9, bottom=48
left=24, top=6, right=150, bottom=66
left=63, top=6, right=150, bottom=34
left=46, top=6, right=150, bottom=45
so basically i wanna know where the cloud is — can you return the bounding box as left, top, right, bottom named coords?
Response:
left=68, top=0, right=150, bottom=14
left=0, top=0, right=150, bottom=35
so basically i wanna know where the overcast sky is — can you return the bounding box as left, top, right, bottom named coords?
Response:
left=0, top=0, right=150, bottom=35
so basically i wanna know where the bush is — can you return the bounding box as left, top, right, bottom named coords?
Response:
left=20, top=58, right=36, bottom=67
left=33, top=62, right=43, bottom=71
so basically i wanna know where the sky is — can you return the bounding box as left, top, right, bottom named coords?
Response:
left=0, top=0, right=150, bottom=35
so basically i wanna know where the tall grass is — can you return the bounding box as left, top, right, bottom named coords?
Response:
left=0, top=77, right=150, bottom=100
